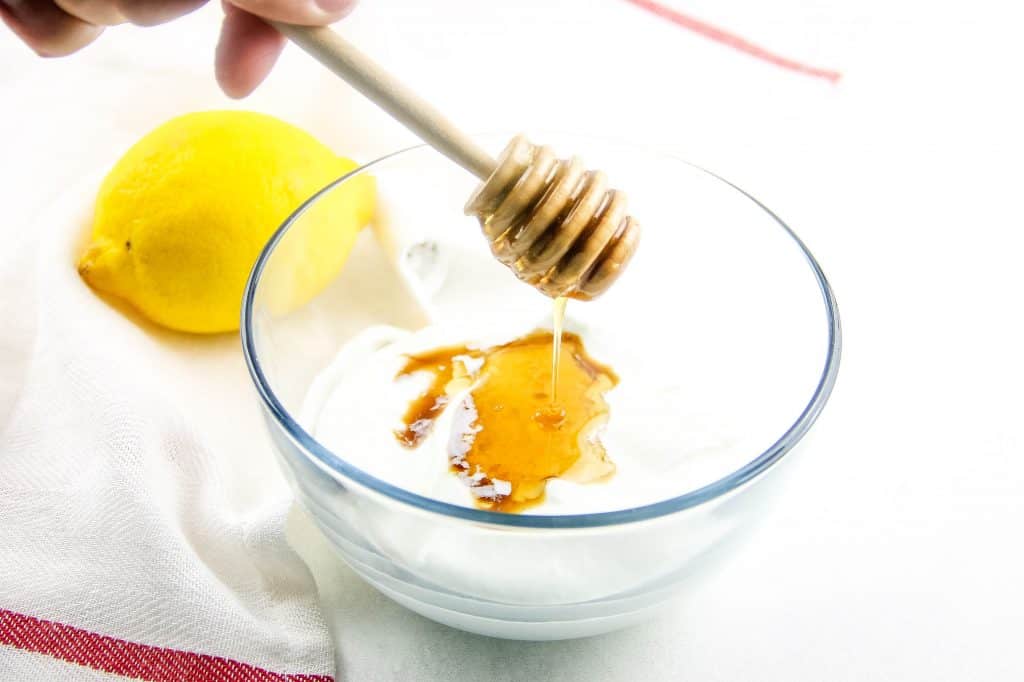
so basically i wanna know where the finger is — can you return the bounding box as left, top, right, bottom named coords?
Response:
left=227, top=0, right=355, bottom=26
left=0, top=0, right=103, bottom=57
left=215, top=3, right=283, bottom=98
left=53, top=0, right=126, bottom=25
left=113, top=0, right=208, bottom=27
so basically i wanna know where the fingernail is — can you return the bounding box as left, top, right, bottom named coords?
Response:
left=315, top=0, right=355, bottom=14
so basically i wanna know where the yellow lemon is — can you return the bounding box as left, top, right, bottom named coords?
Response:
left=78, top=110, right=375, bottom=333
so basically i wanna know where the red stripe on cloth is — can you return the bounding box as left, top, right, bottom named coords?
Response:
left=0, top=609, right=332, bottom=682
left=623, top=0, right=841, bottom=83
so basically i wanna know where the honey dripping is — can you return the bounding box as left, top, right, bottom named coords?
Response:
left=534, top=296, right=570, bottom=430
left=393, top=322, right=618, bottom=512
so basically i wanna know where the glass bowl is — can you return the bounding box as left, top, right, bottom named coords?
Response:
left=241, top=134, right=841, bottom=640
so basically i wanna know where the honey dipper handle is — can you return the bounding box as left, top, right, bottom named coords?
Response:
left=272, top=23, right=497, bottom=180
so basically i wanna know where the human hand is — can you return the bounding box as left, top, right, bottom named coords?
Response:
left=0, top=0, right=356, bottom=97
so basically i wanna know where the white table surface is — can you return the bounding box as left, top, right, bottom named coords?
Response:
left=2, top=0, right=1022, bottom=679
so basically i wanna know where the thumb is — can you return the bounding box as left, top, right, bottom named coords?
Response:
left=227, top=0, right=355, bottom=26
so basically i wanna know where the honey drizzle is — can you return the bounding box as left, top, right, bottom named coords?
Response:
left=393, top=330, right=618, bottom=512
left=550, top=296, right=568, bottom=403
left=393, top=344, right=474, bottom=447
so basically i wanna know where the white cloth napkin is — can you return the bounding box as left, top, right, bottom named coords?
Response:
left=0, top=174, right=334, bottom=678
left=0, top=1, right=850, bottom=679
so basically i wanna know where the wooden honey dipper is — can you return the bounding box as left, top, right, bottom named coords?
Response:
left=273, top=24, right=640, bottom=300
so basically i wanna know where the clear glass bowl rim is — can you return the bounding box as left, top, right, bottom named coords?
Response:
left=241, top=139, right=842, bottom=529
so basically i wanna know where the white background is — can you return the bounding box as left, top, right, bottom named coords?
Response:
left=2, top=0, right=1022, bottom=679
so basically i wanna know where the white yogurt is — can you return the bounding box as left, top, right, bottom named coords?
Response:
left=299, top=180, right=800, bottom=515
left=302, top=315, right=742, bottom=514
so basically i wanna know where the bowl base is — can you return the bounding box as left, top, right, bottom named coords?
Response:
left=357, top=567, right=672, bottom=640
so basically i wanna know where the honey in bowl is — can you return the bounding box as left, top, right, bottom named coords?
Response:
left=394, top=326, right=618, bottom=512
